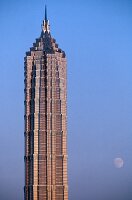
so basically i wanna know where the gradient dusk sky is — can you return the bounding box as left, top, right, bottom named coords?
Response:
left=0, top=0, right=132, bottom=199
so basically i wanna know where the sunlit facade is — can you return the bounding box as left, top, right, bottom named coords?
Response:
left=24, top=7, right=68, bottom=200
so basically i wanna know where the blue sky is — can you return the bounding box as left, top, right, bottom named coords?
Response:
left=0, top=0, right=132, bottom=199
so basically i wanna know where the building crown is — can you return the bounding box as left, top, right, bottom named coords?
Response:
left=42, top=5, right=50, bottom=33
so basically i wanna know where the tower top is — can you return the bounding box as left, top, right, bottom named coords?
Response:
left=42, top=5, right=50, bottom=33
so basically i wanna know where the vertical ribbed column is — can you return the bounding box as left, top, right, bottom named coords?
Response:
left=38, top=56, right=48, bottom=200
left=47, top=55, right=52, bottom=200
left=32, top=59, right=40, bottom=200
left=50, top=56, right=56, bottom=200
left=24, top=57, right=33, bottom=200
left=60, top=58, right=68, bottom=200
left=53, top=53, right=68, bottom=200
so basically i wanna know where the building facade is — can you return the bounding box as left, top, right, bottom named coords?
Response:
left=24, top=7, right=68, bottom=200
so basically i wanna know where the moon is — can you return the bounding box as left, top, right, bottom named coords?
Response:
left=114, top=157, right=124, bottom=168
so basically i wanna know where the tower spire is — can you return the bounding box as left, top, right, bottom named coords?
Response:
left=45, top=5, right=47, bottom=22
left=42, top=5, right=50, bottom=33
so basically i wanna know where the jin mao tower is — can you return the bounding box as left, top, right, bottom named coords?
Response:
left=24, top=7, right=68, bottom=200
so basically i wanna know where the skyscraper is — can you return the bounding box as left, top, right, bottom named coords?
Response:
left=24, top=7, right=68, bottom=200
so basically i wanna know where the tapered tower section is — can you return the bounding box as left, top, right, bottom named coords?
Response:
left=24, top=7, right=68, bottom=200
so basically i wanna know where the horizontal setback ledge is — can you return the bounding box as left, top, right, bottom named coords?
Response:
left=24, top=131, right=64, bottom=134
left=24, top=154, right=68, bottom=160
left=25, top=185, right=68, bottom=190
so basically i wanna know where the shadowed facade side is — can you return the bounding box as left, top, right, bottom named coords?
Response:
left=24, top=7, right=68, bottom=200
